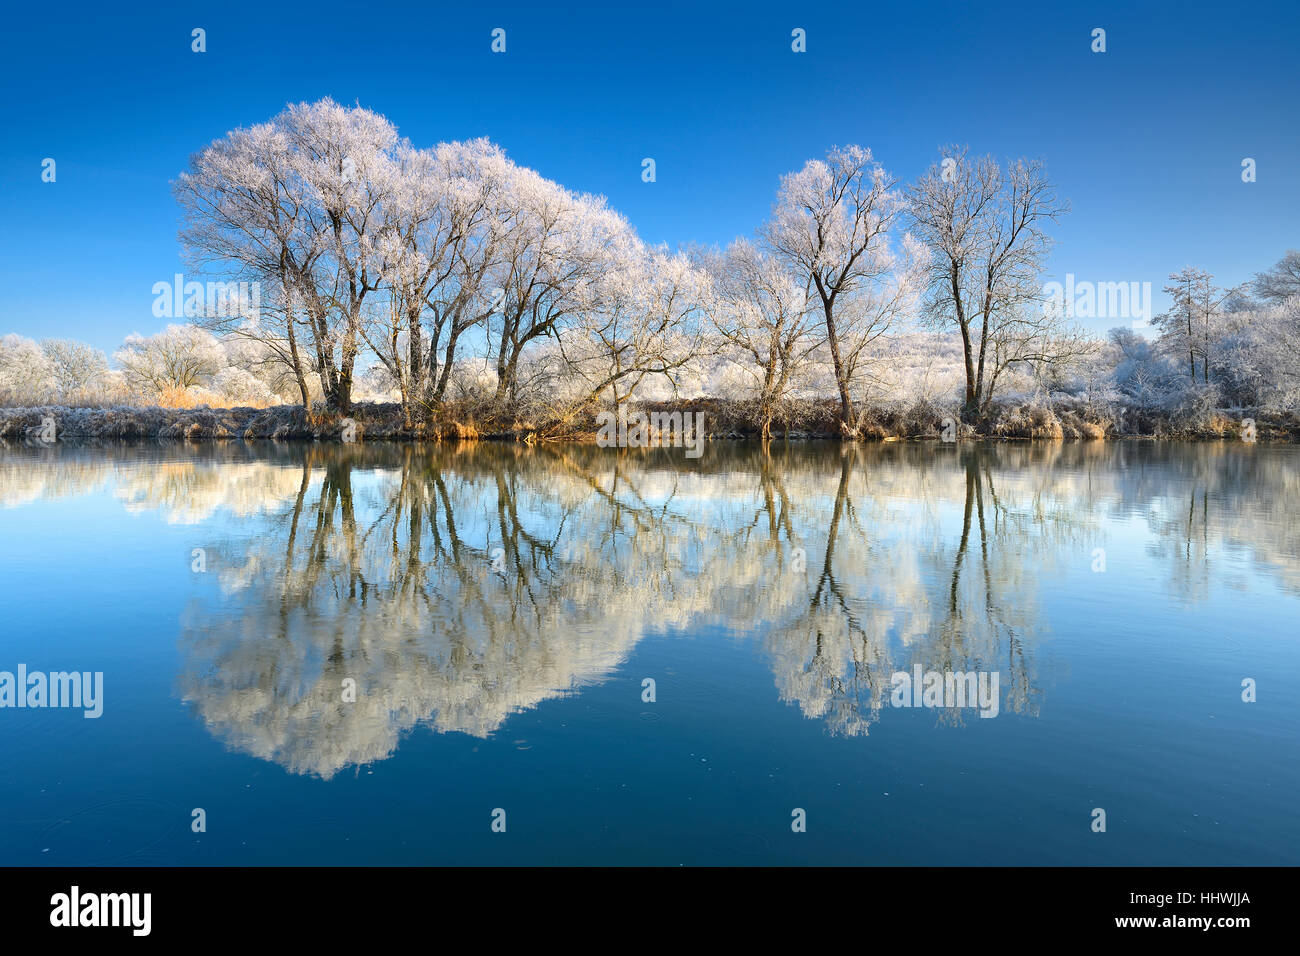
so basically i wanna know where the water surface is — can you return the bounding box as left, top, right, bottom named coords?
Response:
left=0, top=439, right=1296, bottom=864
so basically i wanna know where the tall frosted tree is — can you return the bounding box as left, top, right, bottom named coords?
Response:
left=763, top=145, right=907, bottom=436
left=367, top=139, right=512, bottom=423
left=908, top=148, right=1067, bottom=419
left=706, top=239, right=820, bottom=439
left=1156, top=267, right=1236, bottom=385
left=176, top=98, right=401, bottom=413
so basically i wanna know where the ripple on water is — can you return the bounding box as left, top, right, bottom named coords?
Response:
left=36, top=798, right=183, bottom=864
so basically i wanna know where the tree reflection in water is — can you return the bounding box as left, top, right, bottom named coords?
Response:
left=4, top=438, right=1293, bottom=777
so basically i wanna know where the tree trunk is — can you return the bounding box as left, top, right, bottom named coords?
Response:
left=823, top=303, right=855, bottom=433
left=432, top=326, right=464, bottom=403
left=952, top=270, right=978, bottom=421
left=287, top=319, right=310, bottom=407
left=336, top=321, right=356, bottom=414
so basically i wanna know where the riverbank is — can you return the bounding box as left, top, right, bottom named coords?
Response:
left=1, top=399, right=1297, bottom=442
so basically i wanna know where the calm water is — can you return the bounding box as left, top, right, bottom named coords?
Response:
left=0, top=439, right=1296, bottom=865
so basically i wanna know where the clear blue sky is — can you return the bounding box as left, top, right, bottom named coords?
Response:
left=2, top=0, right=1297, bottom=352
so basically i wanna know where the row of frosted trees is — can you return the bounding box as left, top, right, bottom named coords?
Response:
left=4, top=98, right=1296, bottom=431
left=175, top=99, right=701, bottom=428
left=171, top=99, right=1099, bottom=435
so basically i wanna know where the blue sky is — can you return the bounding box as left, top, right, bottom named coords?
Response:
left=2, top=0, right=1297, bottom=352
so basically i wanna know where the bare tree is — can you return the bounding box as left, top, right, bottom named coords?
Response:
left=707, top=239, right=821, bottom=438
left=550, top=246, right=708, bottom=430
left=1156, top=267, right=1238, bottom=384
left=763, top=145, right=907, bottom=435
left=487, top=171, right=625, bottom=412
left=366, top=140, right=508, bottom=425
left=1253, top=250, right=1300, bottom=303
left=908, top=148, right=1068, bottom=419
left=177, top=98, right=401, bottom=413
left=114, top=325, right=226, bottom=396
left=984, top=303, right=1093, bottom=402
left=40, top=339, right=110, bottom=400
left=176, top=115, right=323, bottom=407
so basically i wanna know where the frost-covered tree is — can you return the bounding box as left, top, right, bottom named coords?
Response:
left=40, top=339, right=110, bottom=401
left=177, top=116, right=315, bottom=406
left=177, top=98, right=402, bottom=412
left=1210, top=297, right=1300, bottom=408
left=366, top=139, right=510, bottom=422
left=763, top=145, right=910, bottom=435
left=218, top=335, right=302, bottom=403
left=488, top=171, right=633, bottom=410
left=554, top=243, right=709, bottom=425
left=908, top=148, right=1069, bottom=419
left=211, top=366, right=275, bottom=405
left=115, top=324, right=226, bottom=397
left=1253, top=250, right=1300, bottom=304
left=0, top=334, right=56, bottom=406
left=277, top=99, right=399, bottom=412
left=1107, top=327, right=1179, bottom=407
left=1155, top=267, right=1237, bottom=385
left=706, top=239, right=820, bottom=438
left=1156, top=267, right=1204, bottom=382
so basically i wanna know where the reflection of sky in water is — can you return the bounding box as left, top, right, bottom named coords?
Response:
left=0, top=441, right=1297, bottom=865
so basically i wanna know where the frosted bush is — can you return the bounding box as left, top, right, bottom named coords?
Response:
left=212, top=367, right=275, bottom=405
left=0, top=334, right=56, bottom=406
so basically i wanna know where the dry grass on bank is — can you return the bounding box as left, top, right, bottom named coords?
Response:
left=0, top=398, right=1297, bottom=443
